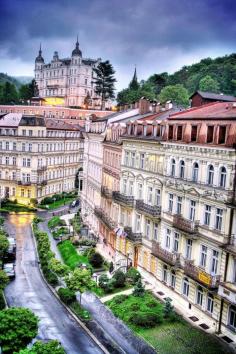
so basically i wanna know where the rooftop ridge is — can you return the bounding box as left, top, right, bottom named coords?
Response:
left=169, top=101, right=221, bottom=118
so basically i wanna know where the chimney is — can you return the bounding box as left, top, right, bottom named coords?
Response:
left=139, top=97, right=150, bottom=115
left=165, top=100, right=173, bottom=110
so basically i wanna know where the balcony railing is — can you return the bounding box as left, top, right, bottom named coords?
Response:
left=17, top=180, right=31, bottom=186
left=101, top=186, right=113, bottom=199
left=136, top=200, right=161, bottom=218
left=37, top=165, right=47, bottom=172
left=184, top=259, right=220, bottom=289
left=37, top=180, right=47, bottom=186
left=124, top=227, right=142, bottom=243
left=94, top=207, right=116, bottom=230
left=172, top=214, right=199, bottom=235
left=152, top=241, right=180, bottom=266
left=112, top=192, right=134, bottom=207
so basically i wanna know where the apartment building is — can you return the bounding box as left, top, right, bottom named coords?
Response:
left=0, top=113, right=83, bottom=204
left=114, top=102, right=236, bottom=341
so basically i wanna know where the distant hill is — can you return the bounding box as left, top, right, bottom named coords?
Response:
left=0, top=73, right=22, bottom=89
left=14, top=76, right=33, bottom=85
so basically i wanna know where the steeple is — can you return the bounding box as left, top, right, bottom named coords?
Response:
left=72, top=35, right=82, bottom=57
left=129, top=65, right=139, bottom=90
left=35, top=43, right=44, bottom=63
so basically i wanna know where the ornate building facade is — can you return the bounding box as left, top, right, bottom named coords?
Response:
left=34, top=40, right=104, bottom=108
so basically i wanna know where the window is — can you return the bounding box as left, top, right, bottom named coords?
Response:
left=218, top=126, right=226, bottom=144
left=191, top=125, right=198, bottom=141
left=13, top=142, right=16, bottom=151
left=153, top=223, right=158, bottom=240
left=171, top=271, right=176, bottom=288
left=136, top=214, right=141, bottom=232
left=5, top=157, right=9, bottom=165
left=192, top=162, right=199, bottom=182
left=22, top=143, right=26, bottom=152
left=173, top=232, right=180, bottom=252
left=140, top=153, right=145, bottom=169
left=170, top=158, right=176, bottom=177
left=211, top=250, right=219, bottom=275
left=165, top=228, right=171, bottom=249
left=137, top=183, right=143, bottom=199
left=207, top=165, right=214, bottom=185
left=179, top=160, right=185, bottom=178
left=146, top=220, right=151, bottom=239
left=215, top=208, right=223, bottom=231
left=28, top=143, right=32, bottom=152
left=182, top=278, right=189, bottom=297
left=204, top=205, right=211, bottom=226
left=207, top=126, right=214, bottom=143
left=6, top=142, right=9, bottom=150
left=219, top=166, right=226, bottom=188
left=12, top=172, right=16, bottom=180
left=200, top=245, right=207, bottom=268
left=229, top=306, right=236, bottom=330
left=177, top=126, right=183, bottom=140
left=124, top=151, right=129, bottom=165
left=155, top=189, right=161, bottom=206
left=27, top=190, right=31, bottom=198
left=163, top=265, right=168, bottom=283
left=207, top=294, right=214, bottom=313
left=123, top=179, right=127, bottom=194
left=29, top=130, right=33, bottom=136
left=189, top=200, right=196, bottom=221
left=186, top=239, right=192, bottom=259
left=27, top=158, right=31, bottom=167
left=176, top=196, right=182, bottom=215
left=129, top=181, right=134, bottom=195
left=21, top=189, right=24, bottom=197
left=147, top=187, right=153, bottom=204
left=168, top=125, right=173, bottom=139
left=12, top=157, right=16, bottom=166
left=131, top=152, right=135, bottom=167
left=168, top=193, right=174, bottom=213
left=196, top=286, right=203, bottom=307
left=22, top=129, right=26, bottom=136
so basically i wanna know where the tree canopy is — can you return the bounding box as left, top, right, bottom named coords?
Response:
left=159, top=84, right=189, bottom=107
left=19, top=340, right=66, bottom=354
left=199, top=75, right=220, bottom=93
left=93, top=60, right=116, bottom=110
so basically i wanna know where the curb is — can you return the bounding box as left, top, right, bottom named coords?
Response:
left=31, top=224, right=109, bottom=354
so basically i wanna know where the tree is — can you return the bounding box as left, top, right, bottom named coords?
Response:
left=159, top=84, right=189, bottom=107
left=88, top=252, right=103, bottom=268
left=19, top=340, right=66, bottom=354
left=0, top=307, right=38, bottom=353
left=0, top=270, right=9, bottom=290
left=199, top=75, right=220, bottom=93
left=0, top=82, right=18, bottom=104
left=65, top=268, right=95, bottom=303
left=19, top=79, right=39, bottom=102
left=132, top=278, right=145, bottom=297
left=49, top=258, right=70, bottom=277
left=0, top=233, right=9, bottom=260
left=163, top=297, right=174, bottom=318
left=112, top=270, right=126, bottom=288
left=93, top=60, right=116, bottom=110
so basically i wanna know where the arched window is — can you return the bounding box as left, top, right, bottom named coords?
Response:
left=182, top=277, right=189, bottom=297
left=179, top=160, right=185, bottom=178
left=207, top=165, right=214, bottom=185
left=219, top=166, right=227, bottom=188
left=170, top=158, right=176, bottom=177
left=192, top=162, right=199, bottom=182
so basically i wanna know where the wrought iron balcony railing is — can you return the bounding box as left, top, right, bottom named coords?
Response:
left=136, top=200, right=161, bottom=218
left=37, top=180, right=47, bottom=186
left=37, top=165, right=47, bottom=172
left=151, top=241, right=180, bottom=266
left=17, top=180, right=31, bottom=186
left=184, top=259, right=220, bottom=289
left=124, top=227, right=142, bottom=244
left=172, top=214, right=199, bottom=235
left=94, top=207, right=116, bottom=230
left=112, top=192, right=134, bottom=207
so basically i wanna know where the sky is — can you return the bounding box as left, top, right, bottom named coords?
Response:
left=0, top=0, right=236, bottom=91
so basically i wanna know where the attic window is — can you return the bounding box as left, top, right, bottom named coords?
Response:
left=177, top=126, right=183, bottom=140
left=207, top=126, right=214, bottom=143
left=218, top=126, right=226, bottom=144
left=168, top=125, right=173, bottom=140
left=191, top=125, right=198, bottom=142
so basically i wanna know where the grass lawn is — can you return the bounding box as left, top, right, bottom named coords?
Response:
left=106, top=292, right=232, bottom=354
left=39, top=197, right=74, bottom=210
left=0, top=202, right=36, bottom=213
left=58, top=240, right=90, bottom=269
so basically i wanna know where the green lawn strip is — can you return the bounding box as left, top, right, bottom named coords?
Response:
left=0, top=202, right=36, bottom=212
left=39, top=197, right=74, bottom=210
left=69, top=301, right=91, bottom=321
left=58, top=240, right=90, bottom=269
left=106, top=292, right=231, bottom=354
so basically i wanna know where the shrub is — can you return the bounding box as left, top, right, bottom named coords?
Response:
left=48, top=216, right=66, bottom=229
left=30, top=198, right=38, bottom=206
left=0, top=290, right=6, bottom=310
left=130, top=311, right=162, bottom=328
left=88, top=252, right=103, bottom=268
left=112, top=294, right=128, bottom=304
left=109, top=262, right=114, bottom=273
left=98, top=274, right=109, bottom=289
left=132, top=278, right=145, bottom=297
left=40, top=197, right=53, bottom=205
left=57, top=287, right=76, bottom=305
left=126, top=267, right=141, bottom=285
left=43, top=270, right=58, bottom=287
left=112, top=270, right=126, bottom=288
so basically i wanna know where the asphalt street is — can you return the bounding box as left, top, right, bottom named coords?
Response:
left=4, top=213, right=103, bottom=354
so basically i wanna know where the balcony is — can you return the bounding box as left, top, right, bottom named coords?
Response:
left=218, top=282, right=236, bottom=304
left=136, top=200, right=161, bottom=218
left=172, top=214, right=199, bottom=236
left=152, top=241, right=180, bottom=266
left=112, top=192, right=134, bottom=207
left=124, top=227, right=142, bottom=244
left=37, top=165, right=47, bottom=172
left=94, top=207, right=116, bottom=230
left=37, top=180, right=47, bottom=186
left=101, top=186, right=112, bottom=199
left=184, top=259, right=220, bottom=289
left=223, top=235, right=236, bottom=256
left=17, top=180, right=31, bottom=186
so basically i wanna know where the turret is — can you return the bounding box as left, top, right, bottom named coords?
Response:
left=71, top=36, right=82, bottom=57
left=35, top=44, right=44, bottom=70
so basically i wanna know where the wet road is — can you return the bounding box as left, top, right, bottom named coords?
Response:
left=4, top=213, right=103, bottom=354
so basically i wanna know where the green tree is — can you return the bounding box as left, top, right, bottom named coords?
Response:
left=163, top=297, right=174, bottom=318
left=49, top=258, right=70, bottom=277
left=0, top=270, right=9, bottom=290
left=19, top=340, right=66, bottom=354
left=132, top=278, right=145, bottom=297
left=159, top=84, right=189, bottom=107
left=19, top=79, right=39, bottom=102
left=93, top=60, right=116, bottom=110
left=1, top=82, right=18, bottom=104
left=0, top=307, right=38, bottom=353
left=199, top=75, right=220, bottom=93
left=65, top=268, right=95, bottom=303
left=0, top=233, right=9, bottom=260
left=88, top=252, right=103, bottom=268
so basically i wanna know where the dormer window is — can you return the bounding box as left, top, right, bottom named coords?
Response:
left=191, top=125, right=197, bottom=142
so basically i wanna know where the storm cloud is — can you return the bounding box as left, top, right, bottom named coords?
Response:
left=0, top=0, right=236, bottom=89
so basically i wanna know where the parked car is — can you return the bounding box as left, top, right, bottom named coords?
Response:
left=3, top=263, right=15, bottom=279
left=71, top=200, right=77, bottom=207
left=4, top=238, right=16, bottom=261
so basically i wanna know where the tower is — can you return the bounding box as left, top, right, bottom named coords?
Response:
left=35, top=44, right=44, bottom=70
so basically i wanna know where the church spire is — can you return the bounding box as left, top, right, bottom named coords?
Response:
left=129, top=65, right=139, bottom=90
left=35, top=43, right=44, bottom=63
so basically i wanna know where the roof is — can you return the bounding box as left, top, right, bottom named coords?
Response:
left=45, top=118, right=80, bottom=130
left=0, top=113, right=22, bottom=127
left=190, top=90, right=236, bottom=102
left=19, top=115, right=45, bottom=127
left=169, top=101, right=236, bottom=120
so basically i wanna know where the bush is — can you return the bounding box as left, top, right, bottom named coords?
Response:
left=48, top=216, right=66, bottom=229
left=43, top=270, right=58, bottom=287
left=88, top=252, right=103, bottom=268
left=126, top=267, right=141, bottom=285
left=112, top=270, right=126, bottom=288
left=30, top=198, right=38, bottom=206
left=130, top=311, right=162, bottom=328
left=112, top=294, right=128, bottom=304
left=98, top=274, right=109, bottom=289
left=57, top=287, right=76, bottom=305
left=0, top=290, right=6, bottom=310
left=40, top=197, right=53, bottom=205
left=132, top=278, right=145, bottom=297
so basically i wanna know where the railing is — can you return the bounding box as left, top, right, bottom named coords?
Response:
left=136, top=200, right=161, bottom=217
left=112, top=192, right=134, bottom=207
left=17, top=180, right=31, bottom=186
left=37, top=165, right=47, bottom=172
left=37, top=180, right=47, bottom=186
left=184, top=259, right=220, bottom=289
left=124, top=227, right=142, bottom=243
left=101, top=186, right=113, bottom=199
left=172, top=214, right=199, bottom=234
left=94, top=207, right=116, bottom=230
left=152, top=241, right=180, bottom=266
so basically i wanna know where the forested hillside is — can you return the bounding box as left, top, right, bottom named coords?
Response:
left=0, top=73, right=21, bottom=89
left=117, top=53, right=236, bottom=106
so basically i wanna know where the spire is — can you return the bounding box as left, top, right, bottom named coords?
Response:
left=129, top=65, right=139, bottom=90
left=39, top=43, right=42, bottom=55
left=72, top=35, right=82, bottom=57
left=133, top=65, right=137, bottom=82
left=35, top=43, right=44, bottom=63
